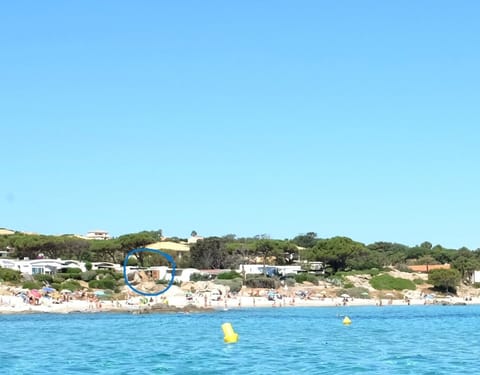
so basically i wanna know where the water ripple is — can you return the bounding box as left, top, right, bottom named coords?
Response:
left=2, top=305, right=480, bottom=374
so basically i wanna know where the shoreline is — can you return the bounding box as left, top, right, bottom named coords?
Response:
left=1, top=295, right=478, bottom=315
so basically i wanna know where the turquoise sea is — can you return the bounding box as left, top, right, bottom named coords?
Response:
left=2, top=305, right=480, bottom=374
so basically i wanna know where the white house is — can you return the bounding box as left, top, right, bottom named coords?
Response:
left=237, top=264, right=303, bottom=276
left=91, top=262, right=120, bottom=272
left=85, top=230, right=110, bottom=240
left=472, top=270, right=480, bottom=284
left=0, top=258, right=86, bottom=275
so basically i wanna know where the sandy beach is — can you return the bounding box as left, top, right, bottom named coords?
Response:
left=1, top=292, right=478, bottom=315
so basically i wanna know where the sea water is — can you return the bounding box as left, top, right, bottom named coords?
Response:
left=1, top=305, right=480, bottom=374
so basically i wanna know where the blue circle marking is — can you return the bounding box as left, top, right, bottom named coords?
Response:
left=123, top=248, right=176, bottom=297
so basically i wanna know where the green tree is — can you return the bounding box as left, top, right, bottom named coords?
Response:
left=63, top=237, right=90, bottom=260
left=118, top=231, right=158, bottom=266
left=292, top=232, right=318, bottom=248
left=420, top=241, right=433, bottom=250
left=90, top=239, right=121, bottom=263
left=255, top=240, right=275, bottom=275
left=451, top=250, right=480, bottom=282
left=312, top=237, right=368, bottom=273
left=189, top=237, right=227, bottom=269
left=428, top=269, right=461, bottom=293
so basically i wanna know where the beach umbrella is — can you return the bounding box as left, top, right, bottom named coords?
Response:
left=30, top=289, right=42, bottom=299
left=361, top=292, right=369, bottom=296
left=94, top=290, right=106, bottom=296
left=385, top=293, right=394, bottom=297
left=60, top=289, right=73, bottom=294
left=340, top=294, right=350, bottom=298
left=42, top=287, right=56, bottom=293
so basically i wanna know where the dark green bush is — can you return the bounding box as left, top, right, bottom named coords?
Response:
left=294, top=273, right=319, bottom=285
left=52, top=276, right=65, bottom=283
left=113, top=272, right=124, bottom=281
left=217, top=271, right=242, bottom=280
left=127, top=257, right=138, bottom=266
left=61, top=280, right=82, bottom=291
left=22, top=281, right=43, bottom=289
left=214, top=278, right=243, bottom=293
left=89, top=279, right=116, bottom=290
left=66, top=267, right=82, bottom=274
left=85, top=262, right=92, bottom=271
left=245, top=277, right=279, bottom=289
left=33, top=274, right=53, bottom=283
left=0, top=268, right=22, bottom=282
left=56, top=272, right=82, bottom=280
left=370, top=274, right=416, bottom=290
left=80, top=271, right=97, bottom=282
left=190, top=273, right=210, bottom=282
left=413, top=278, right=425, bottom=285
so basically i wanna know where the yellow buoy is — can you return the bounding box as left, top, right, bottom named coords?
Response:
left=222, top=322, right=239, bottom=343
left=343, top=316, right=352, bottom=325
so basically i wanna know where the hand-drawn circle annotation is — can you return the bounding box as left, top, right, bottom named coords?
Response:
left=123, top=248, right=176, bottom=297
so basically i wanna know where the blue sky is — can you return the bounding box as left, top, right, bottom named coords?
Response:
left=1, top=2, right=479, bottom=249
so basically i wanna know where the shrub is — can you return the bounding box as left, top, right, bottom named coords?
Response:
left=111, top=272, right=124, bottom=281
left=0, top=268, right=22, bottom=282
left=217, top=271, right=242, bottom=280
left=80, top=271, right=98, bottom=282
left=127, top=257, right=138, bottom=266
left=61, top=280, right=82, bottom=291
left=190, top=273, right=211, bottom=282
left=66, top=267, right=82, bottom=274
left=56, top=272, right=82, bottom=280
left=214, top=278, right=243, bottom=293
left=473, top=283, right=480, bottom=289
left=51, top=283, right=62, bottom=291
left=33, top=274, right=53, bottom=283
left=370, top=274, right=416, bottom=290
left=22, top=281, right=43, bottom=289
left=52, top=276, right=65, bottom=283
left=89, top=279, right=116, bottom=290
left=343, top=282, right=354, bottom=289
left=85, top=262, right=92, bottom=271
left=245, top=277, right=279, bottom=289
left=294, top=273, right=319, bottom=285
left=413, top=278, right=425, bottom=285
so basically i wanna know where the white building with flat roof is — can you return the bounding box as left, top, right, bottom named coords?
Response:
left=0, top=258, right=86, bottom=275
left=85, top=230, right=110, bottom=240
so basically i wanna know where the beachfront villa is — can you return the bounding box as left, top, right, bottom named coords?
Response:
left=237, top=264, right=303, bottom=276
left=84, top=230, right=111, bottom=240
left=0, top=258, right=87, bottom=275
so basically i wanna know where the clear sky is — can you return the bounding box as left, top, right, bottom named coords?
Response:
left=1, top=2, right=479, bottom=249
